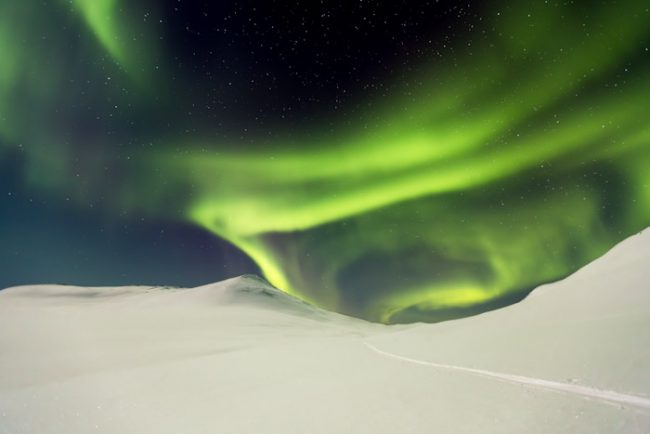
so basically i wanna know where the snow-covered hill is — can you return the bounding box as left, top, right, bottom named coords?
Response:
left=1, top=230, right=649, bottom=433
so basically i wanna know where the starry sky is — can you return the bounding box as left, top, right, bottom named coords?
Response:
left=1, top=0, right=649, bottom=323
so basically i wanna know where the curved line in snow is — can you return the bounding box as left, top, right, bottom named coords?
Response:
left=364, top=342, right=650, bottom=410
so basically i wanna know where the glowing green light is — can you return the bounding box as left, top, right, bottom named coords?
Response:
left=72, top=0, right=124, bottom=64
left=152, top=0, right=650, bottom=322
left=1, top=0, right=649, bottom=323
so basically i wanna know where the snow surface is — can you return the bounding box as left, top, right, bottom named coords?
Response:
left=1, top=230, right=649, bottom=433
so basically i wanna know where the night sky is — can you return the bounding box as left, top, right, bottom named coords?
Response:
left=1, top=0, right=649, bottom=323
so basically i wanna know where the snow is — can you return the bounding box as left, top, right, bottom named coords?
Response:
left=1, top=230, right=649, bottom=433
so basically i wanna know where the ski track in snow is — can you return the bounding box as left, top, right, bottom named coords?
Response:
left=364, top=342, right=650, bottom=410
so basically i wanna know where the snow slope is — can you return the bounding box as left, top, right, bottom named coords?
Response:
left=1, top=231, right=649, bottom=433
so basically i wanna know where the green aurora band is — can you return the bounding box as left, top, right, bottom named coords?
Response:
left=1, top=0, right=649, bottom=322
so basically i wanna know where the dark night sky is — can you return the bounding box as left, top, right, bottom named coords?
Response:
left=1, top=0, right=476, bottom=289
left=0, top=0, right=649, bottom=322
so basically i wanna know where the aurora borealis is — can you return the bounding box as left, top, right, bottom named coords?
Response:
left=1, top=0, right=649, bottom=322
